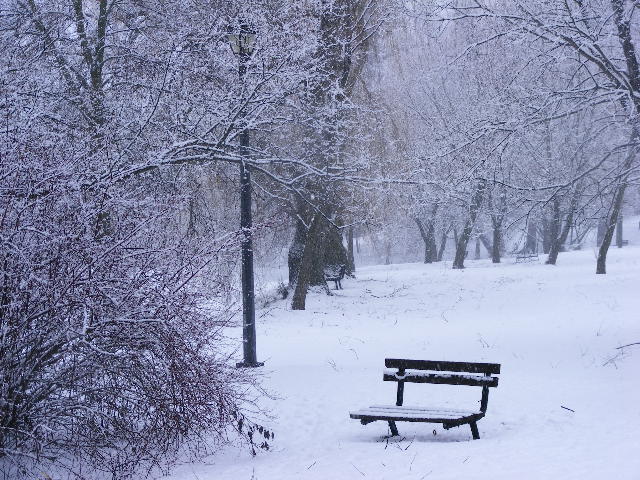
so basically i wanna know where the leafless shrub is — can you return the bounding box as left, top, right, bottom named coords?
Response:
left=0, top=146, right=269, bottom=479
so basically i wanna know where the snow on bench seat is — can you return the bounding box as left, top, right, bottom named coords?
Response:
left=350, top=405, right=484, bottom=423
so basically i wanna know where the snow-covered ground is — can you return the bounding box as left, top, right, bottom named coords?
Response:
left=167, top=241, right=640, bottom=480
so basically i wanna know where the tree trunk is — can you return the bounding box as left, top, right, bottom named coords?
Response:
left=415, top=218, right=437, bottom=263
left=525, top=220, right=537, bottom=254
left=596, top=131, right=636, bottom=273
left=384, top=240, right=392, bottom=265
left=547, top=185, right=580, bottom=265
left=452, top=228, right=470, bottom=269
left=487, top=186, right=506, bottom=263
left=427, top=225, right=437, bottom=262
left=597, top=219, right=606, bottom=246
left=599, top=0, right=640, bottom=272
left=321, top=224, right=349, bottom=278
left=545, top=198, right=562, bottom=265
left=453, top=179, right=487, bottom=269
left=541, top=218, right=551, bottom=254
left=616, top=215, right=623, bottom=248
left=309, top=225, right=330, bottom=287
left=415, top=218, right=429, bottom=263
left=437, top=230, right=448, bottom=261
left=347, top=226, right=355, bottom=273
left=491, top=224, right=501, bottom=263
left=291, top=0, right=375, bottom=306
left=291, top=215, right=325, bottom=310
left=596, top=183, right=628, bottom=274
left=288, top=217, right=307, bottom=286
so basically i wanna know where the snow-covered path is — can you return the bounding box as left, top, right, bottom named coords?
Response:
left=167, top=246, right=640, bottom=480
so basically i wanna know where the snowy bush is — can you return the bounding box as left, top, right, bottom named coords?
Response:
left=0, top=146, right=266, bottom=479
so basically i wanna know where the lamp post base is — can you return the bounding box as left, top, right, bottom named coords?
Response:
left=236, top=361, right=265, bottom=368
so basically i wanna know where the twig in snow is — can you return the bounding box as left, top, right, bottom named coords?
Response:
left=258, top=306, right=279, bottom=318
left=350, top=463, right=366, bottom=476
left=420, top=472, right=433, bottom=479
left=616, top=342, right=640, bottom=349
left=603, top=353, right=622, bottom=367
left=307, top=461, right=316, bottom=470
left=561, top=405, right=575, bottom=413
left=370, top=285, right=409, bottom=298
left=410, top=452, right=417, bottom=470
left=392, top=436, right=407, bottom=450
left=404, top=436, right=415, bottom=450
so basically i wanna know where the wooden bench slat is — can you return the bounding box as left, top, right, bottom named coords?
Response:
left=385, top=358, right=501, bottom=374
left=368, top=405, right=480, bottom=415
left=349, top=410, right=470, bottom=423
left=351, top=410, right=467, bottom=420
left=383, top=369, right=499, bottom=387
left=350, top=405, right=484, bottom=422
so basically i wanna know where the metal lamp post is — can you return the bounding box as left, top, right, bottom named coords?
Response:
left=228, top=26, right=263, bottom=368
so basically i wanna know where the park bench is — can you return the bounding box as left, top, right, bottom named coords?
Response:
left=325, top=264, right=347, bottom=290
left=350, top=358, right=501, bottom=440
left=516, top=252, right=539, bottom=262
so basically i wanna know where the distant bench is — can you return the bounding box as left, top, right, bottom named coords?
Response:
left=324, top=264, right=346, bottom=290
left=350, top=358, right=501, bottom=440
left=516, top=252, right=539, bottom=263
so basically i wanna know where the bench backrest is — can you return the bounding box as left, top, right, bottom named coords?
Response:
left=325, top=264, right=346, bottom=279
left=383, top=358, right=501, bottom=412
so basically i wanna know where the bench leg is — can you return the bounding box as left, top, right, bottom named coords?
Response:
left=388, top=421, right=399, bottom=436
left=469, top=421, right=480, bottom=440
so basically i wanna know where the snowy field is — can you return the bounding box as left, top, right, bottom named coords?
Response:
left=167, top=242, right=640, bottom=480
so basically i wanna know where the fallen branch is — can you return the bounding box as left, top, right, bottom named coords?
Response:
left=350, top=462, right=366, bottom=476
